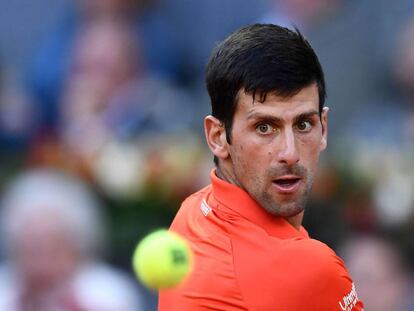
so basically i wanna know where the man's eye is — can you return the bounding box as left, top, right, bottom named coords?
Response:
left=296, top=120, right=312, bottom=132
left=256, top=123, right=274, bottom=134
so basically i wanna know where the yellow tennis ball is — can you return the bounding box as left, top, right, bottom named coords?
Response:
left=132, top=229, right=192, bottom=290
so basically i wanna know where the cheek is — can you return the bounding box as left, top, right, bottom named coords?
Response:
left=231, top=141, right=267, bottom=169
left=246, top=148, right=273, bottom=178
left=297, top=135, right=323, bottom=162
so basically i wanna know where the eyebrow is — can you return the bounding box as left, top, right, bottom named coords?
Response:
left=246, top=109, right=320, bottom=123
left=293, top=110, right=320, bottom=123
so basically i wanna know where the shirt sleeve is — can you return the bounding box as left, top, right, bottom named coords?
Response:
left=233, top=237, right=364, bottom=311
left=307, top=241, right=364, bottom=311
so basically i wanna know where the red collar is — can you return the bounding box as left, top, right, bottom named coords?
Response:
left=208, top=169, right=309, bottom=239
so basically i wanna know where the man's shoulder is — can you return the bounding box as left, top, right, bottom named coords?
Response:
left=292, top=238, right=342, bottom=263
left=235, top=236, right=345, bottom=280
left=234, top=237, right=362, bottom=310
left=273, top=238, right=348, bottom=281
left=181, top=184, right=211, bottom=207
left=170, top=183, right=220, bottom=236
left=286, top=239, right=363, bottom=309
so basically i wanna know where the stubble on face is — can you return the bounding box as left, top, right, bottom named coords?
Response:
left=216, top=84, right=326, bottom=223
left=235, top=162, right=315, bottom=218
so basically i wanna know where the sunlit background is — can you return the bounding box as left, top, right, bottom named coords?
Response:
left=0, top=0, right=414, bottom=310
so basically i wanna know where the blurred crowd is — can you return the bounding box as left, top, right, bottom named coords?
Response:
left=1, top=0, right=414, bottom=310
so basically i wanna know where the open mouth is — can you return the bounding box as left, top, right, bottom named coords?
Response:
left=272, top=176, right=301, bottom=193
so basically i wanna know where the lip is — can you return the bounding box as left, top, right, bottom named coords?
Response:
left=272, top=175, right=302, bottom=194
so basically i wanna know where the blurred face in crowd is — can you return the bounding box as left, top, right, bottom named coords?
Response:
left=78, top=0, right=137, bottom=18
left=11, top=212, right=79, bottom=291
left=59, top=22, right=142, bottom=158
left=342, top=236, right=410, bottom=311
left=66, top=22, right=138, bottom=109
left=394, top=21, right=414, bottom=97
left=206, top=83, right=328, bottom=227
left=61, top=22, right=140, bottom=132
left=277, top=0, right=342, bottom=26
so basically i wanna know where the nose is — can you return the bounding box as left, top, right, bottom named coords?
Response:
left=277, top=129, right=299, bottom=166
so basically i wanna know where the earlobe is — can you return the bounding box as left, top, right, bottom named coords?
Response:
left=320, top=107, right=329, bottom=151
left=204, top=116, right=229, bottom=160
left=320, top=136, right=327, bottom=150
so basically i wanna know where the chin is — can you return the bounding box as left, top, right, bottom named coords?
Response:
left=264, top=202, right=305, bottom=218
left=281, top=207, right=305, bottom=218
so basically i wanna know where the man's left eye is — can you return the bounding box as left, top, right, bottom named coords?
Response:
left=256, top=123, right=274, bottom=134
left=296, top=121, right=312, bottom=132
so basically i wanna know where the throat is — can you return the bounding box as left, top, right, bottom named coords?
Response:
left=286, top=212, right=304, bottom=230
left=215, top=165, right=244, bottom=189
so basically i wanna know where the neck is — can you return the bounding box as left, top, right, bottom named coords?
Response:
left=216, top=164, right=242, bottom=189
left=216, top=164, right=304, bottom=231
left=286, top=212, right=304, bottom=230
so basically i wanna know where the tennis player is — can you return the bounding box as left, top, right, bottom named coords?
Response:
left=159, top=24, right=364, bottom=310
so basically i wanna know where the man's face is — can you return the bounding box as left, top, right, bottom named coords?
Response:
left=221, top=83, right=328, bottom=218
left=12, top=213, right=79, bottom=290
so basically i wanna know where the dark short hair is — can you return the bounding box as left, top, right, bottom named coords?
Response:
left=206, top=23, right=326, bottom=148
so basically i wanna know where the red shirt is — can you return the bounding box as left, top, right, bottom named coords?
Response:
left=158, top=170, right=364, bottom=310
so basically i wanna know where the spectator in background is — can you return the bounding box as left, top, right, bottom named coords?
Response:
left=59, top=20, right=192, bottom=155
left=159, top=0, right=268, bottom=87
left=392, top=18, right=414, bottom=144
left=27, top=12, right=197, bottom=198
left=0, top=59, right=35, bottom=152
left=344, top=17, right=414, bottom=148
left=26, top=0, right=182, bottom=136
left=260, top=0, right=342, bottom=31
left=341, top=17, right=414, bottom=233
left=340, top=235, right=414, bottom=311
left=0, top=169, right=143, bottom=310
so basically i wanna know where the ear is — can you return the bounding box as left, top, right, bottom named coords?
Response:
left=204, top=115, right=229, bottom=160
left=320, top=107, right=329, bottom=151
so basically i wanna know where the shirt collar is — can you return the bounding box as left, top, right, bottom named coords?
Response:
left=209, top=169, right=309, bottom=239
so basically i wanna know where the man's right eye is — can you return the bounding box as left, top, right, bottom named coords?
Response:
left=256, top=123, right=274, bottom=134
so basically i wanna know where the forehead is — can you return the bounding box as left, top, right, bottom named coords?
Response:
left=235, top=84, right=320, bottom=120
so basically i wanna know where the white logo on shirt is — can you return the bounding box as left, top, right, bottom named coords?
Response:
left=339, top=283, right=359, bottom=310
left=200, top=199, right=211, bottom=216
